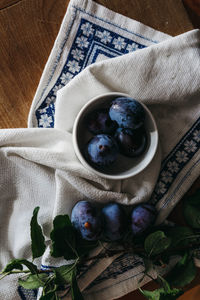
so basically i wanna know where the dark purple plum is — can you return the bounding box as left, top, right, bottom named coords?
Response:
left=86, top=109, right=118, bottom=134
left=86, top=134, right=118, bottom=167
left=109, top=97, right=145, bottom=130
left=115, top=127, right=147, bottom=157
left=131, top=203, right=157, bottom=235
left=71, top=201, right=102, bottom=241
left=101, top=203, right=127, bottom=241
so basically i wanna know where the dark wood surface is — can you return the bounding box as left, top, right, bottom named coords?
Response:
left=0, top=0, right=199, bottom=299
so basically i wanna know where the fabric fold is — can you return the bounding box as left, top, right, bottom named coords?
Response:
left=55, top=28, right=200, bottom=224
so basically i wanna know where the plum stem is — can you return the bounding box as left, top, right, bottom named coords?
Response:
left=84, top=222, right=91, bottom=230
left=64, top=238, right=79, bottom=258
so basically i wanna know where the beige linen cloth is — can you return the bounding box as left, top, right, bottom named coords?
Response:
left=0, top=0, right=200, bottom=299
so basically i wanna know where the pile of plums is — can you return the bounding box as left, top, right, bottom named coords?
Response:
left=71, top=200, right=157, bottom=241
left=85, top=97, right=148, bottom=168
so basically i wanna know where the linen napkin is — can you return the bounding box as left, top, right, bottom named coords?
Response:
left=56, top=28, right=200, bottom=299
left=0, top=0, right=200, bottom=299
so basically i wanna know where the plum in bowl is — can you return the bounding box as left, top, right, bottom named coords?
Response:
left=72, top=92, right=158, bottom=180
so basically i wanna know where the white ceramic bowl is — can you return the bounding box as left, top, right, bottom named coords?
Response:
left=72, top=92, right=158, bottom=180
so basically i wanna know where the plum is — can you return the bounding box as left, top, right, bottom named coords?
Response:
left=109, top=97, right=145, bottom=130
left=86, top=109, right=118, bottom=134
left=131, top=203, right=157, bottom=235
left=86, top=134, right=118, bottom=167
left=115, top=127, right=147, bottom=157
left=101, top=203, right=127, bottom=241
left=71, top=201, right=101, bottom=241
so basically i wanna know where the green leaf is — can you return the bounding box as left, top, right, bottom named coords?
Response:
left=77, top=239, right=98, bottom=257
left=184, top=189, right=200, bottom=229
left=39, top=291, right=59, bottom=300
left=42, top=282, right=58, bottom=297
left=2, top=259, right=38, bottom=274
left=31, top=207, right=46, bottom=259
left=18, top=273, right=49, bottom=289
left=40, top=280, right=60, bottom=300
left=139, top=287, right=183, bottom=300
left=157, top=275, right=170, bottom=293
left=185, top=189, right=200, bottom=206
left=167, top=252, right=197, bottom=287
left=71, top=276, right=84, bottom=300
left=2, top=259, right=23, bottom=273
left=139, top=288, right=161, bottom=300
left=30, top=207, right=46, bottom=259
left=54, top=264, right=75, bottom=285
left=167, top=226, right=195, bottom=248
left=160, top=289, right=184, bottom=300
left=50, top=215, right=78, bottom=260
left=144, top=231, right=171, bottom=256
left=138, top=258, right=153, bottom=283
left=54, top=265, right=84, bottom=300
left=143, top=258, right=153, bottom=273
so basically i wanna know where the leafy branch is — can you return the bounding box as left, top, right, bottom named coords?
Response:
left=1, top=189, right=200, bottom=300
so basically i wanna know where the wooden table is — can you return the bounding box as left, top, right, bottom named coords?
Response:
left=0, top=0, right=199, bottom=299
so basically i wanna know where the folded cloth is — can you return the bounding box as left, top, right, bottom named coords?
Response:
left=28, top=0, right=170, bottom=128
left=0, top=0, right=200, bottom=299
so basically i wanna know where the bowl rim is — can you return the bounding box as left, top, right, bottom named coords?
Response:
left=72, top=92, right=158, bottom=180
